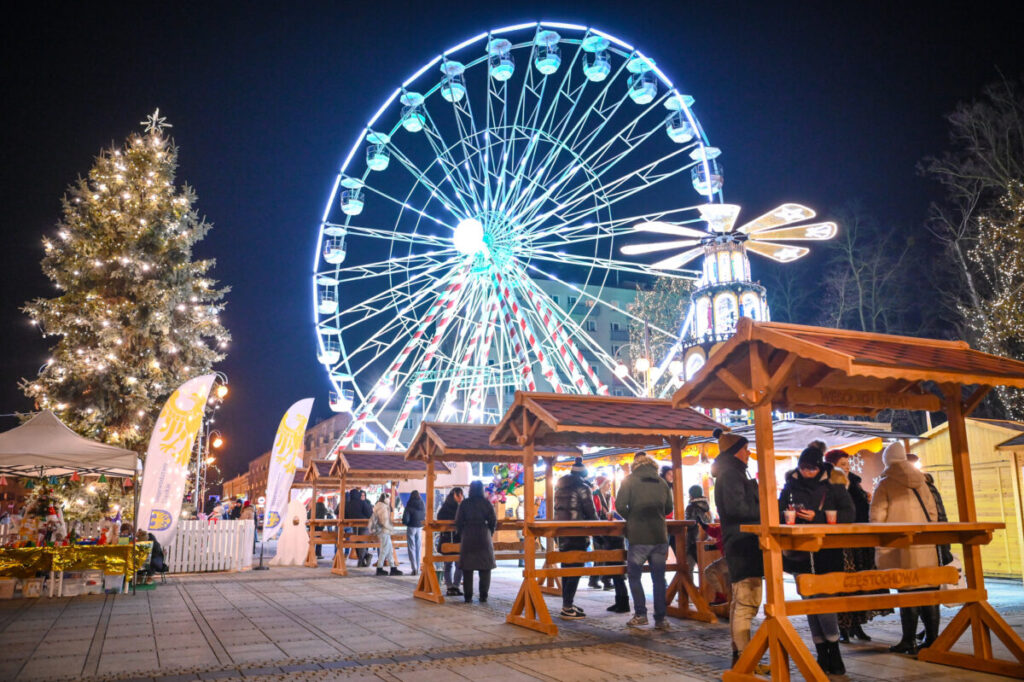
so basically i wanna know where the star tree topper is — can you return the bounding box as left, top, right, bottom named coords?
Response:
left=141, top=108, right=172, bottom=134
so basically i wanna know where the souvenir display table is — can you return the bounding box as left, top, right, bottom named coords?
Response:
left=0, top=541, right=151, bottom=596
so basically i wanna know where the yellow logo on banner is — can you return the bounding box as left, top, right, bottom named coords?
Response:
left=157, top=386, right=208, bottom=466
left=273, top=412, right=308, bottom=475
left=148, top=509, right=172, bottom=531
left=266, top=511, right=280, bottom=529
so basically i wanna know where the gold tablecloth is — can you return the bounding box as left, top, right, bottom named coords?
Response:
left=0, top=542, right=152, bottom=579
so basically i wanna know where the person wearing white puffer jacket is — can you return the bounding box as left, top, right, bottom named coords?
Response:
left=869, top=442, right=939, bottom=655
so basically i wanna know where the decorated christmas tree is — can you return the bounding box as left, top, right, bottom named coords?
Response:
left=969, top=181, right=1024, bottom=418
left=21, top=111, right=231, bottom=453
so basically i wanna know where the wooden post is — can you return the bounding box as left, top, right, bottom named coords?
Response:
left=414, top=458, right=444, bottom=603
left=331, top=473, right=347, bottom=575
left=539, top=455, right=560, bottom=595
left=305, top=480, right=319, bottom=567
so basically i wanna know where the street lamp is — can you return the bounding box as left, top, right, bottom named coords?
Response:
left=195, top=371, right=228, bottom=515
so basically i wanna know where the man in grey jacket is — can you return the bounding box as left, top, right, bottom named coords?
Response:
left=615, top=451, right=673, bottom=630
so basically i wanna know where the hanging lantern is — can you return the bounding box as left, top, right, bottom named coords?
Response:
left=70, top=471, right=80, bottom=482
left=98, top=474, right=108, bottom=483
left=24, top=479, right=35, bottom=490
left=0, top=476, right=7, bottom=487
left=48, top=476, right=59, bottom=485
left=123, top=477, right=132, bottom=488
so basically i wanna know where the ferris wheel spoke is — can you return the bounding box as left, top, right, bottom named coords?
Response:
left=336, top=223, right=454, bottom=248
left=492, top=269, right=564, bottom=393
left=464, top=294, right=500, bottom=420
left=440, top=82, right=493, bottom=209
left=524, top=206, right=703, bottom=245
left=356, top=180, right=461, bottom=230
left=490, top=273, right=538, bottom=393
left=335, top=265, right=452, bottom=334
left=512, top=272, right=598, bottom=395
left=526, top=249, right=698, bottom=280
left=515, top=267, right=642, bottom=394
left=519, top=148, right=699, bottom=236
left=333, top=264, right=472, bottom=452
left=374, top=138, right=475, bottom=219
left=420, top=112, right=482, bottom=212
left=325, top=249, right=455, bottom=284
left=435, top=287, right=491, bottom=421
left=385, top=270, right=475, bottom=447
left=524, top=261, right=675, bottom=339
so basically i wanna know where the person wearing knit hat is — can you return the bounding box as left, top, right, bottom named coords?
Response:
left=616, top=447, right=673, bottom=629
left=709, top=427, right=767, bottom=673
left=554, top=455, right=598, bottom=619
left=872, top=439, right=940, bottom=653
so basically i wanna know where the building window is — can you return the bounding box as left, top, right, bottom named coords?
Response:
left=551, top=295, right=560, bottom=305
left=610, top=321, right=623, bottom=332
left=567, top=296, right=578, bottom=307
left=611, top=344, right=621, bottom=356
left=584, top=320, right=597, bottom=332
left=613, top=387, right=629, bottom=397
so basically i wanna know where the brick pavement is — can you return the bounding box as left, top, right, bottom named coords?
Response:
left=0, top=563, right=1021, bottom=681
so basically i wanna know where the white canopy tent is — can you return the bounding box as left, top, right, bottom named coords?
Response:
left=0, top=410, right=138, bottom=476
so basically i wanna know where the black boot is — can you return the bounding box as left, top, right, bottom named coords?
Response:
left=814, top=642, right=829, bottom=671
left=826, top=641, right=845, bottom=675
left=890, top=607, right=919, bottom=654
left=838, top=627, right=850, bottom=643
left=919, top=604, right=940, bottom=649
left=588, top=577, right=601, bottom=589
left=851, top=623, right=872, bottom=641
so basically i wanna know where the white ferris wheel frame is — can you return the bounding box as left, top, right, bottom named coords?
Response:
left=313, top=21, right=723, bottom=451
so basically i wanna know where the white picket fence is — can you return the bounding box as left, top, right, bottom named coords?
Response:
left=164, top=519, right=254, bottom=573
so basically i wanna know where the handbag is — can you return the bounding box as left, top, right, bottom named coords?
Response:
left=911, top=488, right=954, bottom=566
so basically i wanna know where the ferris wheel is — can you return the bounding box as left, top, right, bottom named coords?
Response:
left=314, top=21, right=725, bottom=451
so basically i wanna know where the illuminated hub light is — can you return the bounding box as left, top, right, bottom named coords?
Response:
left=634, top=357, right=652, bottom=373
left=453, top=217, right=486, bottom=256
left=614, top=363, right=629, bottom=378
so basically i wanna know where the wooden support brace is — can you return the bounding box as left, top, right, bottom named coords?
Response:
left=918, top=600, right=1024, bottom=678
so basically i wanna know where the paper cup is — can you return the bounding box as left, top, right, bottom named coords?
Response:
left=784, top=509, right=796, bottom=525
left=825, top=509, right=837, bottom=524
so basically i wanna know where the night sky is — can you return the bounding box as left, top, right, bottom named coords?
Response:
left=2, top=1, right=1021, bottom=478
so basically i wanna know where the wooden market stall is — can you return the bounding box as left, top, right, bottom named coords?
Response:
left=300, top=460, right=342, bottom=567
left=672, top=318, right=1024, bottom=681
left=490, top=392, right=724, bottom=635
left=404, top=421, right=578, bottom=603
left=327, top=450, right=445, bottom=576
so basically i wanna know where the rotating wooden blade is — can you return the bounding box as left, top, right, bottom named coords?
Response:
left=651, top=247, right=705, bottom=270
left=748, top=221, right=838, bottom=241
left=621, top=239, right=701, bottom=255
left=633, top=221, right=709, bottom=239
left=738, top=203, right=816, bottom=234
left=697, top=204, right=741, bottom=233
left=745, top=241, right=810, bottom=263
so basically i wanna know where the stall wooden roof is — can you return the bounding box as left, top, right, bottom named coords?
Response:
left=302, top=459, right=340, bottom=485
left=327, top=450, right=447, bottom=483
left=673, top=319, right=1024, bottom=415
left=491, top=392, right=724, bottom=447
left=406, top=422, right=580, bottom=463
left=998, top=433, right=1024, bottom=451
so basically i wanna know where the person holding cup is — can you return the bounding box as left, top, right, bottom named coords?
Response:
left=778, top=446, right=856, bottom=675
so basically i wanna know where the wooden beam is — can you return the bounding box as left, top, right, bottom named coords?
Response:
left=761, top=352, right=799, bottom=404
left=963, top=385, right=992, bottom=416
left=717, top=367, right=755, bottom=406
left=785, top=386, right=941, bottom=413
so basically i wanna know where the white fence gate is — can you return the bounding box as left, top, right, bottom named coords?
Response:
left=165, top=519, right=254, bottom=573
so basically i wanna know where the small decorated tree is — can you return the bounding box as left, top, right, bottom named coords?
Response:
left=21, top=111, right=231, bottom=453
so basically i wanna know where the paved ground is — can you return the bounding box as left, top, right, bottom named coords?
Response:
left=0, top=557, right=1021, bottom=681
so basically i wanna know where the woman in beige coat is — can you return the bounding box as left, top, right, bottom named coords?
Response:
left=869, top=442, right=939, bottom=654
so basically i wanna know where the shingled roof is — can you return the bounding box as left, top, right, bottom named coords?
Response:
left=328, top=450, right=448, bottom=482
left=673, top=319, right=1024, bottom=415
left=491, top=392, right=724, bottom=448
left=406, top=422, right=580, bottom=463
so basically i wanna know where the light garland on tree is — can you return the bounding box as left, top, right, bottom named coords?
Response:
left=20, top=111, right=231, bottom=454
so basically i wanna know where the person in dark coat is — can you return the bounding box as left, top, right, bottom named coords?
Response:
left=344, top=488, right=373, bottom=566
left=402, top=490, right=426, bottom=575
left=312, top=496, right=330, bottom=558
left=455, top=480, right=496, bottom=603
left=779, top=447, right=855, bottom=675
left=711, top=428, right=767, bottom=673
left=684, top=484, right=712, bottom=571
left=554, top=457, right=598, bottom=619
left=825, top=450, right=890, bottom=642
left=592, top=475, right=629, bottom=613
left=229, top=498, right=243, bottom=520
left=436, top=487, right=464, bottom=596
